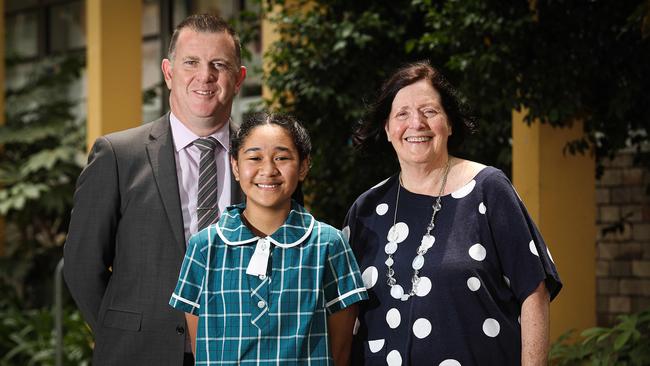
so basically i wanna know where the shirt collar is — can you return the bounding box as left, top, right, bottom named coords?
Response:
left=169, top=112, right=231, bottom=153
left=216, top=201, right=314, bottom=248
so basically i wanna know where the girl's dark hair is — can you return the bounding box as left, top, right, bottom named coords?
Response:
left=230, top=111, right=312, bottom=162
left=354, top=61, right=477, bottom=154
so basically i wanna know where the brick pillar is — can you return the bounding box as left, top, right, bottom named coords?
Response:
left=595, top=150, right=650, bottom=325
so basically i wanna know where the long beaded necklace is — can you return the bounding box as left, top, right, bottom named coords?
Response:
left=385, top=159, right=452, bottom=301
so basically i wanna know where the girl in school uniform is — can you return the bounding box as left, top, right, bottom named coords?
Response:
left=170, top=112, right=368, bottom=365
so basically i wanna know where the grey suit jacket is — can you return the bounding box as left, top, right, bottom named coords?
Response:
left=64, top=114, right=243, bottom=365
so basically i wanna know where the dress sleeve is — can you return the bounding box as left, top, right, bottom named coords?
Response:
left=483, top=171, right=562, bottom=303
left=169, top=232, right=208, bottom=315
left=342, top=202, right=357, bottom=250
left=323, top=227, right=368, bottom=314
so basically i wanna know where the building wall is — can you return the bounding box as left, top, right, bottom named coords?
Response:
left=596, top=149, right=650, bottom=325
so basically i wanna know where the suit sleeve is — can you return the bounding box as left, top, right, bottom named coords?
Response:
left=64, top=136, right=120, bottom=331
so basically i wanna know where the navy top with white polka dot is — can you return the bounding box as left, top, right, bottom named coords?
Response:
left=344, top=166, right=562, bottom=366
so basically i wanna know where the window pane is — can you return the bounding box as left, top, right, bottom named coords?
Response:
left=192, top=0, right=236, bottom=19
left=49, top=1, right=86, bottom=53
left=173, top=0, right=190, bottom=27
left=5, top=12, right=38, bottom=58
left=143, top=0, right=160, bottom=37
left=6, top=0, right=38, bottom=12
left=142, top=39, right=163, bottom=122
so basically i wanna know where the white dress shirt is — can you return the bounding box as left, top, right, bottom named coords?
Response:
left=169, top=112, right=232, bottom=243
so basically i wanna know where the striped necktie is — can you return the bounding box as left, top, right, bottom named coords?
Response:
left=194, top=137, right=219, bottom=230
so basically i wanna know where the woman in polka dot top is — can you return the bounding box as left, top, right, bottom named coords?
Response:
left=344, top=61, right=562, bottom=366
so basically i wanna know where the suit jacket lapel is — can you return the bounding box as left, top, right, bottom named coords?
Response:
left=146, top=114, right=186, bottom=252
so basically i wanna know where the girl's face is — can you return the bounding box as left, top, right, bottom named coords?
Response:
left=231, top=124, right=308, bottom=213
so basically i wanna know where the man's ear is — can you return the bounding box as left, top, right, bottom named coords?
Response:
left=230, top=156, right=240, bottom=181
left=234, top=66, right=247, bottom=94
left=161, top=59, right=173, bottom=90
left=298, top=158, right=310, bottom=182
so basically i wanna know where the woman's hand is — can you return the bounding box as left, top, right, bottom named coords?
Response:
left=328, top=304, right=358, bottom=366
left=521, top=280, right=550, bottom=366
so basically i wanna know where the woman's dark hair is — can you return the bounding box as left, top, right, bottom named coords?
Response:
left=354, top=61, right=477, bottom=154
left=230, top=111, right=312, bottom=162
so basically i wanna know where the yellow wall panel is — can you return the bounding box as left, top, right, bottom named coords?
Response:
left=86, top=0, right=142, bottom=151
left=513, top=111, right=596, bottom=340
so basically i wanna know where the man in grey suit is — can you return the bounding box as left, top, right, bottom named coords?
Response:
left=64, top=14, right=246, bottom=365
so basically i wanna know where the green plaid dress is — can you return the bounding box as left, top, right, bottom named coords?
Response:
left=170, top=201, right=368, bottom=365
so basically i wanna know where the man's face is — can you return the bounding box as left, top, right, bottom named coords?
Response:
left=162, top=29, right=246, bottom=132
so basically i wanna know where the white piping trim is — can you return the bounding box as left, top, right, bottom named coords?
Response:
left=269, top=215, right=314, bottom=248
left=326, top=287, right=366, bottom=308
left=216, top=210, right=315, bottom=248
left=171, top=293, right=199, bottom=309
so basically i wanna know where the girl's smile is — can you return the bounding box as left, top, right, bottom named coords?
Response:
left=232, top=124, right=308, bottom=218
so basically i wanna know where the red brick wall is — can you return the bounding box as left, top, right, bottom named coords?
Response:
left=595, top=150, right=650, bottom=325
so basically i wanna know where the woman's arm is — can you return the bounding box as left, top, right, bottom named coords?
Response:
left=185, top=313, right=199, bottom=355
left=327, top=304, right=358, bottom=366
left=521, top=280, right=550, bottom=366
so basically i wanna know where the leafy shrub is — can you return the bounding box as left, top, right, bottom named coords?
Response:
left=0, top=55, right=86, bottom=308
left=0, top=302, right=93, bottom=366
left=550, top=307, right=650, bottom=366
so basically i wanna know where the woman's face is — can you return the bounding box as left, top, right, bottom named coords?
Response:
left=384, top=79, right=452, bottom=167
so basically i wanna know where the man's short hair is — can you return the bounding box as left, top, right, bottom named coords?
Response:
left=168, top=13, right=241, bottom=66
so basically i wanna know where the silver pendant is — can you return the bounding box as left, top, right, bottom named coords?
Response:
left=390, top=284, right=404, bottom=299
left=384, top=242, right=398, bottom=255
left=420, top=235, right=435, bottom=250
left=385, top=160, right=451, bottom=302
left=387, top=226, right=399, bottom=242
left=412, top=255, right=425, bottom=270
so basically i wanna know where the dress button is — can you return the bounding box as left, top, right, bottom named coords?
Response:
left=257, top=300, right=266, bottom=309
left=259, top=274, right=266, bottom=280
left=176, top=325, right=185, bottom=335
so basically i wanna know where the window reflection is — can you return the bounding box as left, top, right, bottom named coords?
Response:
left=6, top=11, right=38, bottom=58
left=49, top=1, right=86, bottom=53
left=6, top=0, right=38, bottom=13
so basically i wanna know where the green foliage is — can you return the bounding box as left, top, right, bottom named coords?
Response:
left=0, top=52, right=92, bottom=365
left=264, top=0, right=650, bottom=225
left=0, top=285, right=93, bottom=366
left=550, top=307, right=650, bottom=366
left=264, top=0, right=428, bottom=224
left=0, top=54, right=86, bottom=307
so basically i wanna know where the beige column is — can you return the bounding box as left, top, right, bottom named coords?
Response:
left=261, top=1, right=281, bottom=101
left=513, top=110, right=596, bottom=339
left=86, top=0, right=142, bottom=151
left=0, top=0, right=6, bottom=256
